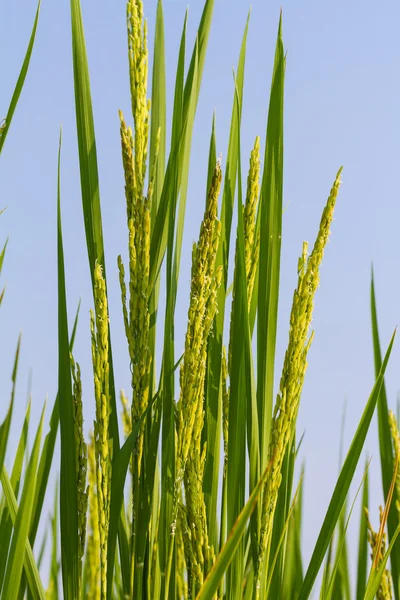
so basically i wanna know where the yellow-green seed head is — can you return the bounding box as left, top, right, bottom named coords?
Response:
left=86, top=432, right=100, bottom=600
left=244, top=135, right=261, bottom=279
left=90, top=262, right=112, bottom=600
left=173, top=162, right=223, bottom=591
left=71, top=354, right=88, bottom=570
left=365, top=507, right=393, bottom=599
left=256, top=168, right=342, bottom=583
left=389, top=410, right=400, bottom=512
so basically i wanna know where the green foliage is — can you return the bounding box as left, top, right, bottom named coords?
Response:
left=1, top=1, right=400, bottom=599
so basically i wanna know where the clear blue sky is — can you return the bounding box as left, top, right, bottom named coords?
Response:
left=1, top=0, right=400, bottom=592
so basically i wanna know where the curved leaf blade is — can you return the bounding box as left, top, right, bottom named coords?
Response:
left=298, top=330, right=396, bottom=600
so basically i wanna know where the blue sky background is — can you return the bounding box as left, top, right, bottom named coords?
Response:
left=1, top=0, right=400, bottom=593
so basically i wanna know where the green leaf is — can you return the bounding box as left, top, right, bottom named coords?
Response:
left=57, top=132, right=79, bottom=599
left=48, top=481, right=59, bottom=600
left=267, top=436, right=295, bottom=598
left=266, top=472, right=303, bottom=597
left=158, top=16, right=189, bottom=598
left=70, top=0, right=104, bottom=279
left=371, top=269, right=400, bottom=599
left=205, top=12, right=250, bottom=561
left=0, top=401, right=31, bottom=591
left=0, top=239, right=8, bottom=275
left=281, top=465, right=304, bottom=598
left=256, top=13, right=285, bottom=474
left=324, top=464, right=369, bottom=600
left=0, top=1, right=41, bottom=154
left=327, top=411, right=351, bottom=600
left=16, top=303, right=80, bottom=600
left=106, top=397, right=158, bottom=599
left=298, top=330, right=396, bottom=600
left=356, top=458, right=369, bottom=599
left=147, top=6, right=167, bottom=567
left=29, top=301, right=80, bottom=551
left=149, top=0, right=167, bottom=218
left=0, top=336, right=21, bottom=476
left=0, top=467, right=45, bottom=600
left=363, top=522, right=400, bottom=600
left=1, top=405, right=45, bottom=600
left=36, top=531, right=48, bottom=572
left=226, top=75, right=259, bottom=596
left=149, top=0, right=215, bottom=293
left=197, top=459, right=273, bottom=600
left=70, top=0, right=120, bottom=453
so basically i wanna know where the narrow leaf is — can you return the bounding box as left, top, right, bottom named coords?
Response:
left=57, top=132, right=79, bottom=599
left=298, top=330, right=396, bottom=599
left=371, top=269, right=400, bottom=598
left=197, top=458, right=274, bottom=600
left=0, top=467, right=45, bottom=600
left=1, top=406, right=45, bottom=600
left=356, top=458, right=369, bottom=599
left=0, top=1, right=41, bottom=154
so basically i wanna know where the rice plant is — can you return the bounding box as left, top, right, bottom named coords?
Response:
left=1, top=0, right=400, bottom=599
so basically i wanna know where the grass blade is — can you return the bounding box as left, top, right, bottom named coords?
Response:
left=57, top=132, right=79, bottom=599
left=106, top=397, right=158, bottom=599
left=0, top=401, right=31, bottom=590
left=47, top=482, right=59, bottom=600
left=149, top=0, right=215, bottom=293
left=267, top=437, right=295, bottom=597
left=324, top=464, right=370, bottom=600
left=371, top=269, right=400, bottom=599
left=0, top=1, right=41, bottom=154
left=149, top=0, right=167, bottom=217
left=282, top=465, right=304, bottom=598
left=1, top=406, right=45, bottom=600
left=0, top=337, right=21, bottom=479
left=0, top=239, right=8, bottom=275
left=0, top=467, right=45, bottom=600
left=70, top=0, right=120, bottom=457
left=70, top=0, right=104, bottom=279
left=356, top=457, right=370, bottom=599
left=256, top=14, right=285, bottom=473
left=29, top=301, right=80, bottom=552
left=197, top=459, right=274, bottom=600
left=364, top=523, right=400, bottom=600
left=265, top=472, right=303, bottom=597
left=225, top=74, right=252, bottom=598
left=207, top=12, right=251, bottom=559
left=158, top=16, right=188, bottom=597
left=298, top=330, right=396, bottom=600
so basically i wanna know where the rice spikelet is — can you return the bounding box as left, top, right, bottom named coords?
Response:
left=90, top=261, right=112, bottom=600
left=117, top=4, right=153, bottom=589
left=228, top=137, right=261, bottom=371
left=389, top=410, right=400, bottom=512
left=255, top=168, right=342, bottom=592
left=120, top=388, right=133, bottom=440
left=172, top=162, right=223, bottom=590
left=176, top=505, right=189, bottom=600
left=221, top=346, right=229, bottom=472
left=127, top=0, right=150, bottom=198
left=244, top=135, right=261, bottom=303
left=176, top=162, right=222, bottom=482
left=118, top=0, right=152, bottom=473
left=365, top=507, right=393, bottom=599
left=71, top=354, right=88, bottom=581
left=86, top=431, right=101, bottom=600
